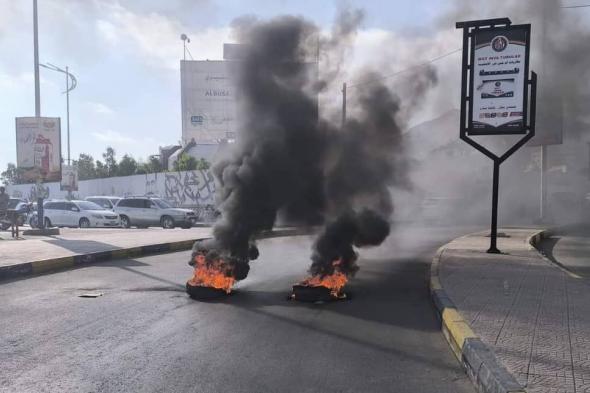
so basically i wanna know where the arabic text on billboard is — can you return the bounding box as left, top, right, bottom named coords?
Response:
left=471, top=26, right=529, bottom=134
left=15, top=117, right=62, bottom=182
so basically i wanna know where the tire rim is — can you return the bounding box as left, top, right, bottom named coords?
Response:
left=164, top=217, right=173, bottom=228
left=80, top=219, right=89, bottom=228
left=122, top=217, right=129, bottom=227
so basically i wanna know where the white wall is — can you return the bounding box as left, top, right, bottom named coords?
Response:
left=6, top=169, right=216, bottom=208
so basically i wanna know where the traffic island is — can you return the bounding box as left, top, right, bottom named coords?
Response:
left=22, top=227, right=60, bottom=236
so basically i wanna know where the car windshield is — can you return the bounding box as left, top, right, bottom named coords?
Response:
left=153, top=199, right=173, bottom=209
left=76, top=201, right=105, bottom=211
left=8, top=199, right=21, bottom=209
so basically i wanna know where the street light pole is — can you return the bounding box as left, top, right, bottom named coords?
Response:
left=66, top=66, right=70, bottom=165
left=33, top=0, right=40, bottom=117
left=39, top=63, right=77, bottom=166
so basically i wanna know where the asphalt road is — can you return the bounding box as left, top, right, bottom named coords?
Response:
left=540, top=225, right=590, bottom=278
left=0, top=225, right=475, bottom=393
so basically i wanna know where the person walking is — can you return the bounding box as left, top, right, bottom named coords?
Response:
left=0, top=186, right=9, bottom=214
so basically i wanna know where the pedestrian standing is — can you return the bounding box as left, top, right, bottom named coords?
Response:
left=0, top=186, right=9, bottom=224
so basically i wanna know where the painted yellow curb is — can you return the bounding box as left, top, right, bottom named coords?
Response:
left=441, top=307, right=476, bottom=360
left=32, top=257, right=74, bottom=274
left=169, top=240, right=194, bottom=251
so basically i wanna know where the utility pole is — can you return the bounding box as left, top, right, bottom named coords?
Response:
left=341, top=82, right=347, bottom=128
left=33, top=0, right=46, bottom=229
left=66, top=66, right=70, bottom=165
left=33, top=0, right=40, bottom=116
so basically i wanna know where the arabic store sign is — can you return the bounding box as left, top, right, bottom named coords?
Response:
left=470, top=25, right=530, bottom=134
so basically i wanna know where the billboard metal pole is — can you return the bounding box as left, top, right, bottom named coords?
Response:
left=456, top=18, right=537, bottom=254
left=341, top=82, right=347, bottom=128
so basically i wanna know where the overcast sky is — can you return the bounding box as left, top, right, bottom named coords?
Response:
left=0, top=0, right=586, bottom=173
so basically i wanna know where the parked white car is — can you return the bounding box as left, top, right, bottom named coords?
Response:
left=114, top=196, right=196, bottom=229
left=85, top=196, right=121, bottom=210
left=42, top=200, right=121, bottom=228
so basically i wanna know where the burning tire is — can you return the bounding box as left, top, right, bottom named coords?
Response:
left=186, top=282, right=229, bottom=300
left=291, top=284, right=346, bottom=302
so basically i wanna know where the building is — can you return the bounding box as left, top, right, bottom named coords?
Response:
left=180, top=44, right=242, bottom=145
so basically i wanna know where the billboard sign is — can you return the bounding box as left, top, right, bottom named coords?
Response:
left=15, top=117, right=62, bottom=182
left=181, top=60, right=238, bottom=144
left=469, top=25, right=530, bottom=135
left=60, top=164, right=78, bottom=191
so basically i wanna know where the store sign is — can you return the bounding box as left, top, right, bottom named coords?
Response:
left=469, top=25, right=530, bottom=134
left=60, top=164, right=78, bottom=191
left=15, top=117, right=62, bottom=182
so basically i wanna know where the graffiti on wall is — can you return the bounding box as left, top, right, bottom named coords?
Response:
left=28, top=184, right=50, bottom=200
left=164, top=170, right=216, bottom=206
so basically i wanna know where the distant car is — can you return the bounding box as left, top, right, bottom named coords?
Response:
left=114, top=196, right=196, bottom=229
left=40, top=200, right=121, bottom=228
left=85, top=196, right=121, bottom=210
left=7, top=198, right=31, bottom=226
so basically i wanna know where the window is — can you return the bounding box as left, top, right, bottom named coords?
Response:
left=153, top=199, right=173, bottom=209
left=64, top=202, right=78, bottom=211
left=53, top=202, right=67, bottom=210
left=88, top=198, right=110, bottom=208
left=76, top=201, right=104, bottom=211
left=129, top=199, right=145, bottom=208
left=117, top=199, right=130, bottom=208
left=44, top=202, right=57, bottom=209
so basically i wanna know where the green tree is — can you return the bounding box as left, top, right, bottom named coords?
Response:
left=118, top=154, right=138, bottom=176
left=95, top=160, right=109, bottom=178
left=174, top=153, right=197, bottom=171
left=1, top=163, right=22, bottom=185
left=102, top=146, right=118, bottom=177
left=196, top=158, right=211, bottom=171
left=74, top=153, right=96, bottom=180
left=148, top=156, right=163, bottom=172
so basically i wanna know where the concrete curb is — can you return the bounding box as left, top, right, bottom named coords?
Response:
left=0, top=227, right=312, bottom=282
left=430, top=245, right=526, bottom=393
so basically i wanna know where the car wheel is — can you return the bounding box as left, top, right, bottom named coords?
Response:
left=44, top=218, right=52, bottom=228
left=161, top=216, right=174, bottom=229
left=120, top=215, right=131, bottom=228
left=79, top=218, right=90, bottom=228
left=29, top=216, right=38, bottom=228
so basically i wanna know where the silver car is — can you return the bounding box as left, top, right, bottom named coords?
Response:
left=114, top=197, right=196, bottom=229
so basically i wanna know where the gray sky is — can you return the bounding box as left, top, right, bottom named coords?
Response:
left=0, top=0, right=586, bottom=172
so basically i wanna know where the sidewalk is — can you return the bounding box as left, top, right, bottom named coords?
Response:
left=435, top=228, right=590, bottom=393
left=0, top=227, right=212, bottom=279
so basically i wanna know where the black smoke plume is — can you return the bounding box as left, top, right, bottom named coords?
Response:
left=193, top=11, right=436, bottom=281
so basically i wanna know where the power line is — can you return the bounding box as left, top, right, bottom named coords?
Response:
left=347, top=47, right=462, bottom=88
left=561, top=4, right=590, bottom=8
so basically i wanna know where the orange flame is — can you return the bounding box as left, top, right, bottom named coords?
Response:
left=299, top=259, right=348, bottom=297
left=187, top=254, right=235, bottom=293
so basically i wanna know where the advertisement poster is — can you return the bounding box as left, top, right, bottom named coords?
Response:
left=15, top=117, right=62, bottom=182
left=60, top=164, right=78, bottom=191
left=471, top=26, right=529, bottom=133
